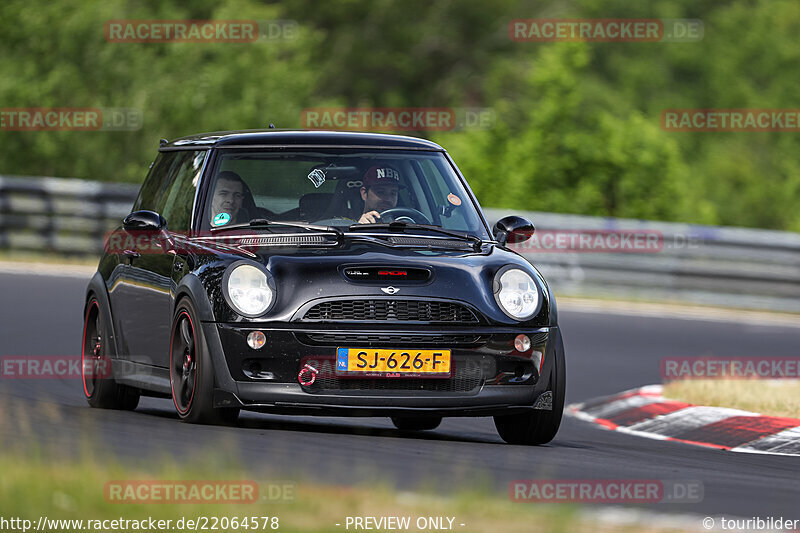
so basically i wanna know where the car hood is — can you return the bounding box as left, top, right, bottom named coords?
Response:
left=191, top=238, right=552, bottom=327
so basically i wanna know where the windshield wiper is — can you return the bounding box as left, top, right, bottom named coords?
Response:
left=348, top=221, right=483, bottom=249
left=210, top=218, right=343, bottom=237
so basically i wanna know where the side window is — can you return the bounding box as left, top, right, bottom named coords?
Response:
left=159, top=151, right=207, bottom=232
left=131, top=152, right=180, bottom=212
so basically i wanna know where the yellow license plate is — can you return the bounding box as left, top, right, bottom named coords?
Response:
left=336, top=348, right=451, bottom=376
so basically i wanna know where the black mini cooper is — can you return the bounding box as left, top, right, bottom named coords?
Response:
left=82, top=130, right=566, bottom=445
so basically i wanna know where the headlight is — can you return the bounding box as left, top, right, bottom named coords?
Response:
left=223, top=263, right=275, bottom=317
left=493, top=267, right=541, bottom=320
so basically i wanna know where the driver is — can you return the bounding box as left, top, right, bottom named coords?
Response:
left=357, top=165, right=401, bottom=224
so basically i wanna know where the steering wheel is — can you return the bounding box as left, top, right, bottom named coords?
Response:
left=379, top=207, right=432, bottom=225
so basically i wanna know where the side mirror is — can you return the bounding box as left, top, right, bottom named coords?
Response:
left=123, top=210, right=167, bottom=232
left=493, top=215, right=535, bottom=246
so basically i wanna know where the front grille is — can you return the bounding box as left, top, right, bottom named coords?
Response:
left=310, top=357, right=483, bottom=393
left=303, top=300, right=480, bottom=323
left=298, top=333, right=487, bottom=346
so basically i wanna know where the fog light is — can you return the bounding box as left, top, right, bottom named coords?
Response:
left=514, top=334, right=531, bottom=352
left=247, top=330, right=266, bottom=350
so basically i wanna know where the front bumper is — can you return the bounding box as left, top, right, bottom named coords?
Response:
left=204, top=322, right=558, bottom=416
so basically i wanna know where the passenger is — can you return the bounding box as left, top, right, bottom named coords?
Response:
left=210, top=171, right=248, bottom=226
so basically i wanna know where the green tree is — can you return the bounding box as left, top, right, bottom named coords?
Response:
left=438, top=44, right=693, bottom=221
left=0, top=0, right=322, bottom=182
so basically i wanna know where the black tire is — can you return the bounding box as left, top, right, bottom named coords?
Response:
left=391, top=416, right=442, bottom=431
left=170, top=298, right=239, bottom=425
left=494, top=329, right=565, bottom=445
left=82, top=296, right=140, bottom=410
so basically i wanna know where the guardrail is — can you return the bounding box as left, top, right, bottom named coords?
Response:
left=1, top=175, right=798, bottom=313
left=484, top=208, right=800, bottom=313
left=0, top=175, right=138, bottom=255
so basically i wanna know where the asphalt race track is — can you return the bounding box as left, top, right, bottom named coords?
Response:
left=1, top=269, right=798, bottom=519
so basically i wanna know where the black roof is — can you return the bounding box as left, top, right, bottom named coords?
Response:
left=161, top=130, right=445, bottom=151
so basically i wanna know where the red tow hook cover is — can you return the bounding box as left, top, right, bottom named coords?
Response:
left=298, top=363, right=318, bottom=386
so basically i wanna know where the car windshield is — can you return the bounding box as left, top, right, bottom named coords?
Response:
left=200, top=149, right=490, bottom=239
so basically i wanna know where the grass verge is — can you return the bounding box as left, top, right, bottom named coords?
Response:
left=662, top=380, right=800, bottom=419
left=0, top=249, right=100, bottom=266
left=0, top=447, right=705, bottom=533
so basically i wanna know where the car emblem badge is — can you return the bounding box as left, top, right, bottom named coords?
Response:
left=381, top=286, right=399, bottom=295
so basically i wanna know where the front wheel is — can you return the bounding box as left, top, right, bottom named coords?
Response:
left=170, top=299, right=239, bottom=425
left=494, top=330, right=565, bottom=445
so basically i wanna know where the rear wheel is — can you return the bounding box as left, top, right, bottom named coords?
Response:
left=494, top=330, right=565, bottom=445
left=82, top=297, right=139, bottom=410
left=391, top=416, right=442, bottom=431
left=170, top=299, right=239, bottom=425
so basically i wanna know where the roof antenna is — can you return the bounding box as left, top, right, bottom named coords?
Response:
left=268, top=123, right=276, bottom=129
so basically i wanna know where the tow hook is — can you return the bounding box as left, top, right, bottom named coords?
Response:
left=298, top=364, right=318, bottom=386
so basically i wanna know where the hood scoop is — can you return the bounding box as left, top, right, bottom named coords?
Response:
left=342, top=266, right=431, bottom=283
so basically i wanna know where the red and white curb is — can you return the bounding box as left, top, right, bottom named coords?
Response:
left=567, top=385, right=800, bottom=456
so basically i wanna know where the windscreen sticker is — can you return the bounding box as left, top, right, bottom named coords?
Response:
left=212, top=212, right=231, bottom=226
left=447, top=193, right=462, bottom=206
left=307, top=168, right=326, bottom=188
